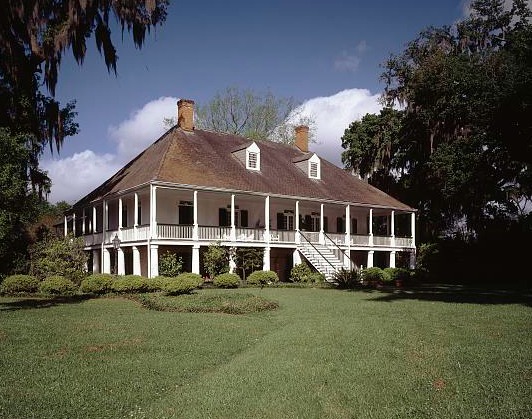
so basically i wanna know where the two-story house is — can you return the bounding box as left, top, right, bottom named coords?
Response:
left=64, top=99, right=416, bottom=281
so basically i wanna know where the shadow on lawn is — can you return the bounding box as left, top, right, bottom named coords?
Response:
left=0, top=295, right=92, bottom=311
left=365, top=284, right=532, bottom=306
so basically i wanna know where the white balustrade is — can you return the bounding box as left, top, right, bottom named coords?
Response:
left=350, top=234, right=370, bottom=246
left=157, top=224, right=193, bottom=239
left=395, top=236, right=414, bottom=247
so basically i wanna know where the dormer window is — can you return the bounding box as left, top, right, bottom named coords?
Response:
left=308, top=154, right=321, bottom=179
left=246, top=142, right=261, bottom=171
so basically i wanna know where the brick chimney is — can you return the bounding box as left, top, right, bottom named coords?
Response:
left=177, top=99, right=195, bottom=131
left=294, top=125, right=309, bottom=152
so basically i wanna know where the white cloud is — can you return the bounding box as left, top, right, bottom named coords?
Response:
left=294, top=88, right=382, bottom=167
left=334, top=41, right=369, bottom=73
left=108, top=96, right=177, bottom=164
left=42, top=150, right=121, bottom=203
left=43, top=96, right=177, bottom=203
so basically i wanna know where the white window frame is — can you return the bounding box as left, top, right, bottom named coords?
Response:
left=246, top=142, right=261, bottom=171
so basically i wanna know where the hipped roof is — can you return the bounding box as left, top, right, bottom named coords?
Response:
left=73, top=127, right=413, bottom=211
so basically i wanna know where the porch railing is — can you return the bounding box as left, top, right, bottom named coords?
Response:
left=395, top=236, right=414, bottom=247
left=326, top=233, right=346, bottom=246
left=373, top=235, right=393, bottom=246
left=350, top=234, right=370, bottom=246
left=157, top=224, right=193, bottom=239
left=235, top=227, right=264, bottom=242
left=301, top=231, right=320, bottom=243
left=269, top=229, right=295, bottom=243
left=198, top=226, right=231, bottom=241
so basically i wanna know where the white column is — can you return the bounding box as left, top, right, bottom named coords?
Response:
left=92, top=249, right=100, bottom=273
left=150, top=185, right=157, bottom=239
left=409, top=250, right=416, bottom=269
left=93, top=206, right=97, bottom=233
left=149, top=244, right=159, bottom=278
left=134, top=193, right=139, bottom=227
left=64, top=216, right=68, bottom=237
left=345, top=205, right=351, bottom=245
left=293, top=249, right=302, bottom=266
left=192, top=244, right=200, bottom=274
left=72, top=213, right=76, bottom=236
left=82, top=208, right=86, bottom=235
left=390, top=210, right=395, bottom=237
left=367, top=250, right=374, bottom=268
left=230, top=194, right=236, bottom=241
left=263, top=247, right=271, bottom=271
left=411, top=212, right=416, bottom=248
left=319, top=203, right=325, bottom=244
left=193, top=190, right=199, bottom=240
left=389, top=251, right=396, bottom=268
left=368, top=208, right=374, bottom=246
left=103, top=248, right=111, bottom=274
left=295, top=200, right=300, bottom=244
left=264, top=196, right=270, bottom=242
left=118, top=197, right=123, bottom=230
left=132, top=246, right=141, bottom=276
left=117, top=248, right=125, bottom=275
left=104, top=200, right=109, bottom=234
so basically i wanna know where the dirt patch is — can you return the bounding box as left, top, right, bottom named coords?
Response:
left=432, top=378, right=446, bottom=391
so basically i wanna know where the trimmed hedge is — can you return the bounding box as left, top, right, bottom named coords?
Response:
left=0, top=274, right=40, bottom=294
left=176, top=273, right=203, bottom=288
left=110, top=275, right=148, bottom=293
left=39, top=276, right=77, bottom=295
left=247, top=270, right=279, bottom=286
left=213, top=273, right=240, bottom=288
left=80, top=274, right=114, bottom=294
left=162, top=276, right=198, bottom=296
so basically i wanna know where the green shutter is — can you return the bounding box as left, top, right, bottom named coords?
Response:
left=240, top=210, right=248, bottom=227
left=219, top=208, right=228, bottom=226
left=277, top=213, right=284, bottom=230
left=337, top=217, right=343, bottom=233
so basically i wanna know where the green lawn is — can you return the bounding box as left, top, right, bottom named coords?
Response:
left=0, top=288, right=530, bottom=419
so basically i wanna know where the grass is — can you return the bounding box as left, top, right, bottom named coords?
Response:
left=0, top=288, right=530, bottom=418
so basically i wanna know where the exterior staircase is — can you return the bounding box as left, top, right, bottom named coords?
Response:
left=297, top=241, right=345, bottom=281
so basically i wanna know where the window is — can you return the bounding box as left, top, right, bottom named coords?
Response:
left=137, top=202, right=142, bottom=225
left=122, top=205, right=128, bottom=228
left=179, top=201, right=193, bottom=225
left=219, top=206, right=248, bottom=227
left=246, top=143, right=261, bottom=171
left=309, top=162, right=319, bottom=178
left=277, top=211, right=294, bottom=230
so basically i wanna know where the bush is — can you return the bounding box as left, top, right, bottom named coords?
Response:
left=80, top=274, right=114, bottom=294
left=0, top=274, right=40, bottom=294
left=203, top=243, right=230, bottom=278
left=333, top=268, right=361, bottom=289
left=213, top=273, right=240, bottom=288
left=176, top=273, right=203, bottom=288
left=247, top=270, right=279, bottom=286
left=39, top=275, right=77, bottom=295
left=158, top=251, right=183, bottom=277
left=290, top=263, right=313, bottom=282
left=110, top=275, right=148, bottom=293
left=362, top=267, right=385, bottom=283
left=382, top=268, right=395, bottom=283
left=162, top=276, right=199, bottom=296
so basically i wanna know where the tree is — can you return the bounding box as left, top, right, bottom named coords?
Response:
left=203, top=242, right=230, bottom=279
left=342, top=0, right=532, bottom=241
left=166, top=87, right=315, bottom=144
left=159, top=251, right=183, bottom=277
left=0, top=1, right=168, bottom=277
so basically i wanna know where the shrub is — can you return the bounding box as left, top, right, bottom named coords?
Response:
left=0, top=274, right=40, bottom=294
left=362, top=267, right=385, bottom=283
left=110, top=275, right=148, bottom=293
left=333, top=268, right=361, bottom=289
left=382, top=268, right=395, bottom=283
left=158, top=251, right=183, bottom=277
left=213, top=273, right=240, bottom=288
left=39, top=275, right=77, bottom=295
left=146, top=276, right=171, bottom=292
left=290, top=263, right=313, bottom=282
left=247, top=270, right=279, bottom=286
left=162, top=276, right=199, bottom=296
left=176, top=273, right=203, bottom=288
left=80, top=274, right=114, bottom=294
left=308, top=272, right=325, bottom=283
left=203, top=242, right=230, bottom=278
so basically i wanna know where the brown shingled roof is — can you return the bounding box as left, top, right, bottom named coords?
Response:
left=73, top=127, right=413, bottom=211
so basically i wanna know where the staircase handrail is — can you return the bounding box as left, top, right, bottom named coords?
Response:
left=323, top=232, right=356, bottom=269
left=299, top=232, right=338, bottom=272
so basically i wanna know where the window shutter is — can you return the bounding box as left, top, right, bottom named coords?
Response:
left=240, top=210, right=248, bottom=227
left=352, top=218, right=358, bottom=234
left=336, top=217, right=343, bottom=233
left=219, top=208, right=228, bottom=227
left=299, top=215, right=305, bottom=230
left=305, top=215, right=312, bottom=231
left=324, top=216, right=329, bottom=233
left=277, top=213, right=284, bottom=230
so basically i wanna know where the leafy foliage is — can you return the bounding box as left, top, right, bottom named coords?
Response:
left=176, top=273, right=203, bottom=288
left=110, top=275, right=147, bottom=293
left=203, top=243, right=230, bottom=278
left=362, top=267, right=385, bottom=283
left=162, top=276, right=200, bottom=296
left=213, top=273, right=240, bottom=289
left=158, top=251, right=183, bottom=277
left=30, top=234, right=87, bottom=284
left=39, top=275, right=77, bottom=295
left=0, top=274, right=39, bottom=294
left=247, top=270, right=279, bottom=286
left=80, top=274, right=114, bottom=294
left=233, top=247, right=264, bottom=280
left=333, top=268, right=361, bottom=289
left=290, top=262, right=314, bottom=283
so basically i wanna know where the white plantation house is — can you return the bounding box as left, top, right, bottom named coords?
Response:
left=64, top=99, right=416, bottom=281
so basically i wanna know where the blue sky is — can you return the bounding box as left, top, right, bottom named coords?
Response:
left=42, top=0, right=469, bottom=203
